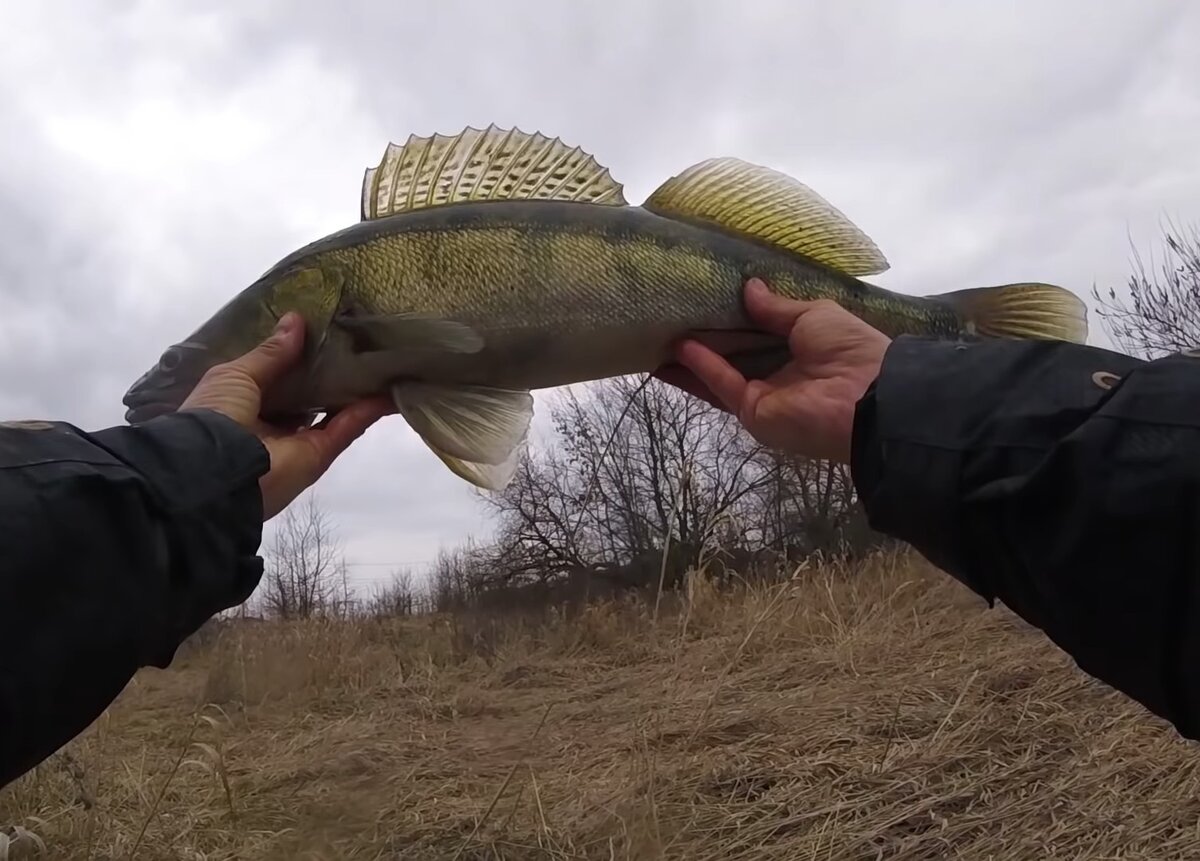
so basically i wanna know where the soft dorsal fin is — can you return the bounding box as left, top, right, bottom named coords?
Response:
left=643, top=157, right=889, bottom=277
left=361, top=124, right=628, bottom=219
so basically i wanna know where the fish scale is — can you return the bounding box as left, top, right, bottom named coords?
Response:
left=123, top=124, right=1089, bottom=491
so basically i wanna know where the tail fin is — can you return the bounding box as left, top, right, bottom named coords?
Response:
left=935, top=283, right=1089, bottom=344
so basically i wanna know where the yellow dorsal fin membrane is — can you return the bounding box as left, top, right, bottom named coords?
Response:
left=936, top=283, right=1089, bottom=343
left=361, top=124, right=628, bottom=219
left=643, top=157, right=889, bottom=277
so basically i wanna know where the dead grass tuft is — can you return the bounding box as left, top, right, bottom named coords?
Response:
left=3, top=549, right=1198, bottom=859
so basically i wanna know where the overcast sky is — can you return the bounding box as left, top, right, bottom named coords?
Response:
left=1, top=1, right=1197, bottom=592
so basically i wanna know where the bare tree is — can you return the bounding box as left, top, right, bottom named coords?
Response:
left=1093, top=220, right=1200, bottom=358
left=482, top=374, right=777, bottom=591
left=747, top=450, right=883, bottom=560
left=257, top=493, right=345, bottom=620
left=366, top=569, right=425, bottom=618
left=422, top=365, right=892, bottom=612
left=428, top=540, right=499, bottom=612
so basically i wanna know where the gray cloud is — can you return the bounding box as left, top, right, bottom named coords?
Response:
left=1, top=1, right=1197, bottom=589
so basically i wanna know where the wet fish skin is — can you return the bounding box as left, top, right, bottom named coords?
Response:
left=122, top=125, right=1088, bottom=490
left=126, top=200, right=960, bottom=414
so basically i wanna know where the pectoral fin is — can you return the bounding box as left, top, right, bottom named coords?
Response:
left=392, top=382, right=533, bottom=487
left=335, top=311, right=485, bottom=356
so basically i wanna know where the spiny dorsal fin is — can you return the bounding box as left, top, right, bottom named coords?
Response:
left=643, top=157, right=889, bottom=277
left=361, top=124, right=628, bottom=219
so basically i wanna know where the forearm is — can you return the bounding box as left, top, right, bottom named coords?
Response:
left=0, top=410, right=269, bottom=786
left=851, top=335, right=1200, bottom=737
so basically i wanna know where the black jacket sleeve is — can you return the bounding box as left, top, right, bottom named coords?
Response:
left=0, top=409, right=270, bottom=787
left=851, top=334, right=1200, bottom=738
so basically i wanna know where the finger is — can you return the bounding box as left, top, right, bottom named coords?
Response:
left=226, top=312, right=305, bottom=388
left=263, top=411, right=317, bottom=434
left=675, top=339, right=748, bottom=413
left=743, top=277, right=826, bottom=337
left=259, top=397, right=393, bottom=520
left=304, top=396, right=395, bottom=467
left=651, top=364, right=729, bottom=412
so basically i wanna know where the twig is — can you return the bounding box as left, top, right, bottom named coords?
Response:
left=687, top=581, right=791, bottom=746
left=453, top=703, right=554, bottom=859
left=653, top=461, right=689, bottom=623
left=931, top=669, right=979, bottom=746
left=128, top=712, right=202, bottom=859
left=563, top=375, right=653, bottom=560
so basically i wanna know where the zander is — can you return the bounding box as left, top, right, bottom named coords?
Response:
left=123, top=125, right=1088, bottom=490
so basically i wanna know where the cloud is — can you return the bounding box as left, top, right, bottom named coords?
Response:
left=0, top=0, right=1197, bottom=590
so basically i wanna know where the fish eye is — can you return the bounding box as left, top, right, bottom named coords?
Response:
left=159, top=347, right=184, bottom=373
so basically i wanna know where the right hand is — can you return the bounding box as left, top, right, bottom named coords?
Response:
left=654, top=278, right=891, bottom=464
left=179, top=313, right=394, bottom=520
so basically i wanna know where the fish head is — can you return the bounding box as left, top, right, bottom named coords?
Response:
left=122, top=265, right=345, bottom=424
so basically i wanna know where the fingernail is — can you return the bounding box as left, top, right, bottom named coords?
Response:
left=275, top=313, right=300, bottom=335
left=746, top=278, right=767, bottom=294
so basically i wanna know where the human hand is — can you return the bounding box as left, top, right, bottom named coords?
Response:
left=654, top=278, right=891, bottom=463
left=179, top=313, right=393, bottom=520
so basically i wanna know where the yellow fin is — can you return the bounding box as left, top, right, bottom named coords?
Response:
left=643, top=157, right=888, bottom=277
left=937, top=283, right=1089, bottom=343
left=361, top=124, right=627, bottom=219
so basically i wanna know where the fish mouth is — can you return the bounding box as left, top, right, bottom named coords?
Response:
left=122, top=384, right=181, bottom=425
left=122, top=340, right=222, bottom=424
left=123, top=401, right=175, bottom=424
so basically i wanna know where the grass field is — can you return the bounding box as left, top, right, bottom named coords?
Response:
left=3, top=550, right=1198, bottom=860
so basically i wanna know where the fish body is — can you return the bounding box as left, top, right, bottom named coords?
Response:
left=123, top=125, right=1089, bottom=490
left=242, top=199, right=962, bottom=398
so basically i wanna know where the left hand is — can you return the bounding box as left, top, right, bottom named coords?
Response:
left=179, top=312, right=394, bottom=520
left=654, top=278, right=890, bottom=464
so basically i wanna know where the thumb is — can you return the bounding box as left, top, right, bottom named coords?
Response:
left=306, top=396, right=395, bottom=466
left=228, top=312, right=305, bottom=388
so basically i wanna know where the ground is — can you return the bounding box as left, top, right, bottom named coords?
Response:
left=3, top=551, right=1198, bottom=860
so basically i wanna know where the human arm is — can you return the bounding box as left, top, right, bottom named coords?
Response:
left=0, top=411, right=268, bottom=787
left=658, top=278, right=1200, bottom=740
left=0, top=314, right=390, bottom=787
left=850, top=333, right=1200, bottom=737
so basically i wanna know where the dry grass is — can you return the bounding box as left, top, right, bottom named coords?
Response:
left=3, top=549, right=1199, bottom=859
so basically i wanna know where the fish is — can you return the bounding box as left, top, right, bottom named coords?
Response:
left=122, top=124, right=1089, bottom=490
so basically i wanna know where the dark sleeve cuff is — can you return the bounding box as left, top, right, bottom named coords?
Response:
left=850, top=338, right=993, bottom=598
left=847, top=336, right=1200, bottom=737
left=850, top=335, right=1147, bottom=599
left=853, top=390, right=998, bottom=601
left=89, top=409, right=270, bottom=518
left=0, top=409, right=272, bottom=785
left=87, top=409, right=272, bottom=661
